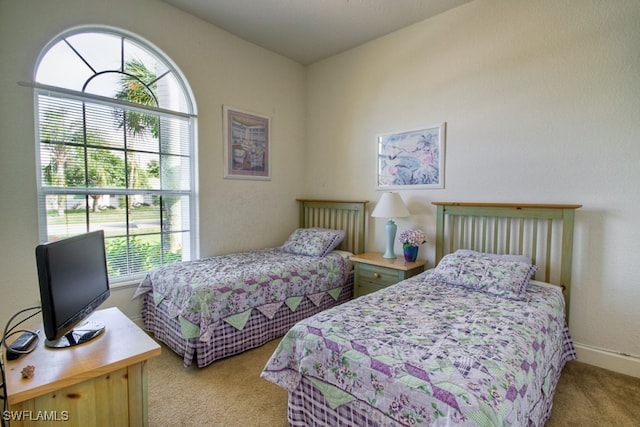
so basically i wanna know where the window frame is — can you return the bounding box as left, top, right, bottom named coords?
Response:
left=33, top=26, right=198, bottom=285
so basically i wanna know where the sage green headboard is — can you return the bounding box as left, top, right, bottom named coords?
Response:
left=433, top=202, right=581, bottom=321
left=297, top=199, right=368, bottom=255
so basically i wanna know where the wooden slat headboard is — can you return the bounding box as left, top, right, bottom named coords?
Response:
left=433, top=202, right=581, bottom=320
left=297, top=199, right=368, bottom=255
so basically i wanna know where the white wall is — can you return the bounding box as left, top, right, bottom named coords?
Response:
left=2, top=0, right=639, bottom=378
left=304, top=0, right=640, bottom=376
left=0, top=0, right=306, bottom=322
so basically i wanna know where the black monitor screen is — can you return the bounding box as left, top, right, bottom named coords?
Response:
left=36, top=230, right=110, bottom=347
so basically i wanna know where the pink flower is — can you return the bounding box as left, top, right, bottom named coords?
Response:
left=398, top=229, right=426, bottom=247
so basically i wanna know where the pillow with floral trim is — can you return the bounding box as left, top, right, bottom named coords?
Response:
left=454, top=249, right=531, bottom=264
left=431, top=251, right=537, bottom=300
left=282, top=228, right=345, bottom=257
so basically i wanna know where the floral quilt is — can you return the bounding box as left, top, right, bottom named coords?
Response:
left=261, top=272, right=575, bottom=426
left=134, top=248, right=349, bottom=341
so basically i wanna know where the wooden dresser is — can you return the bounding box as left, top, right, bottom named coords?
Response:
left=4, top=307, right=160, bottom=427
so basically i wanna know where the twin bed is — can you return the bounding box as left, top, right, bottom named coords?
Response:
left=135, top=199, right=368, bottom=367
left=261, top=201, right=580, bottom=426
left=136, top=199, right=580, bottom=426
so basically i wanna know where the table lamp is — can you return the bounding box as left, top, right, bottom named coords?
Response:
left=371, top=192, right=410, bottom=258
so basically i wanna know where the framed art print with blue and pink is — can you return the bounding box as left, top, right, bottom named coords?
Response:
left=377, top=123, right=446, bottom=189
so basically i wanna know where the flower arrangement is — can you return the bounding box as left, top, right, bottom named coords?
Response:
left=398, top=229, right=427, bottom=247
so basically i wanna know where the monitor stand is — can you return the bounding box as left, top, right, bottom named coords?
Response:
left=45, top=320, right=106, bottom=348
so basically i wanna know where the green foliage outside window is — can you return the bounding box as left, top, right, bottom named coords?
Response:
left=105, top=237, right=182, bottom=277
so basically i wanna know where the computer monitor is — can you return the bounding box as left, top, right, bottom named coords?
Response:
left=35, top=230, right=111, bottom=348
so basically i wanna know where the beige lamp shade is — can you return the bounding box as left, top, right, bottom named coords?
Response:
left=371, top=192, right=410, bottom=218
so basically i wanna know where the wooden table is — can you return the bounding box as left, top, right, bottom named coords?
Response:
left=4, top=307, right=161, bottom=426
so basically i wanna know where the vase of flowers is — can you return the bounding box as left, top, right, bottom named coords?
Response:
left=398, top=229, right=426, bottom=262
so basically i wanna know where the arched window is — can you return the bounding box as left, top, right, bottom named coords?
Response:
left=34, top=27, right=197, bottom=284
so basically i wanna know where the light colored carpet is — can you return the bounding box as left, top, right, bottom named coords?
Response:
left=147, top=339, right=288, bottom=427
left=147, top=339, right=640, bottom=426
left=546, top=358, right=640, bottom=427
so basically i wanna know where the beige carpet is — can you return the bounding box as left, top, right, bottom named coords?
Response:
left=147, top=339, right=288, bottom=427
left=147, top=339, right=640, bottom=426
left=546, top=359, right=640, bottom=427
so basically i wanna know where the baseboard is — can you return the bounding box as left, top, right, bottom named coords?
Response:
left=574, top=343, right=640, bottom=378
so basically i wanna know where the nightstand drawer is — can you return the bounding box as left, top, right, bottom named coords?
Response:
left=355, top=281, right=388, bottom=296
left=355, top=263, right=398, bottom=287
left=350, top=253, right=427, bottom=298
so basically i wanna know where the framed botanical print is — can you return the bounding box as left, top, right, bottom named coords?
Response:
left=223, top=105, right=271, bottom=180
left=377, top=123, right=446, bottom=189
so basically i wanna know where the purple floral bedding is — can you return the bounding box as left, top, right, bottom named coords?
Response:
left=261, top=271, right=575, bottom=426
left=134, top=248, right=350, bottom=342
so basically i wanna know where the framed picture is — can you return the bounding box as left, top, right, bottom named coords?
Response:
left=223, top=105, right=271, bottom=180
left=377, top=123, right=446, bottom=189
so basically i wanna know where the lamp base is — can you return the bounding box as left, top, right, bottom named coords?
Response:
left=382, top=220, right=397, bottom=258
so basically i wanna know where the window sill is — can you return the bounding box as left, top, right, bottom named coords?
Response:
left=110, top=278, right=143, bottom=290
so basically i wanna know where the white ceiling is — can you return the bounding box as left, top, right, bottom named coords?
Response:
left=161, top=0, right=471, bottom=65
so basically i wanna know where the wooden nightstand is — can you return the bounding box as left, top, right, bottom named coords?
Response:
left=351, top=252, right=427, bottom=297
